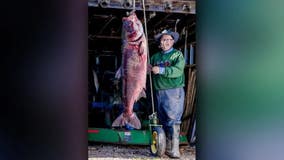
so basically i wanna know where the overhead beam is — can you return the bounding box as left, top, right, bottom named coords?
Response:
left=88, top=0, right=196, bottom=14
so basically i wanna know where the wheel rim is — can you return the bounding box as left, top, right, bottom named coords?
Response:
left=150, top=131, right=158, bottom=154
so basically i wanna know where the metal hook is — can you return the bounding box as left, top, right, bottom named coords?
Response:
left=133, top=0, right=135, bottom=11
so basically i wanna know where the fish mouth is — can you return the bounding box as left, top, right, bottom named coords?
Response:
left=127, top=32, right=143, bottom=42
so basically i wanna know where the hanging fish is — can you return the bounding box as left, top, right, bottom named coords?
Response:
left=112, top=12, right=147, bottom=129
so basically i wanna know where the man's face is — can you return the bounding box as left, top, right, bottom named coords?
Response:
left=160, top=34, right=174, bottom=51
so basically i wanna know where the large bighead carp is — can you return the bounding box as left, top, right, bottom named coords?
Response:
left=112, top=12, right=147, bottom=129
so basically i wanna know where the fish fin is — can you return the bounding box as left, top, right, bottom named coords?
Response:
left=115, top=66, right=122, bottom=79
left=137, top=89, right=146, bottom=100
left=112, top=113, right=126, bottom=127
left=138, top=42, right=144, bottom=56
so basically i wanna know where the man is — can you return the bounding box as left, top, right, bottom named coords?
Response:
left=150, top=30, right=185, bottom=158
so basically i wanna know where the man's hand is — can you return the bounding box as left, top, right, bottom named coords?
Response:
left=152, top=66, right=160, bottom=74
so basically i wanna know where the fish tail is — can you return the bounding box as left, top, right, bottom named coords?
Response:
left=127, top=112, right=141, bottom=129
left=112, top=112, right=141, bottom=129
left=111, top=113, right=126, bottom=128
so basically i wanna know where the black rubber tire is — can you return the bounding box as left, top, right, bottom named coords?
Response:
left=150, top=126, right=166, bottom=157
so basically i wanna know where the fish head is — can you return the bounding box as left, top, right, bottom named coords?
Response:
left=122, top=13, right=144, bottom=41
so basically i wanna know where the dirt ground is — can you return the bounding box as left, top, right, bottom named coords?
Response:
left=88, top=143, right=195, bottom=160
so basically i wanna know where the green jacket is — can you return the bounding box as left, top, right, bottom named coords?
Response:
left=150, top=49, right=185, bottom=90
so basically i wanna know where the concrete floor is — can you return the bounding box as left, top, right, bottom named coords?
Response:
left=88, top=143, right=195, bottom=160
